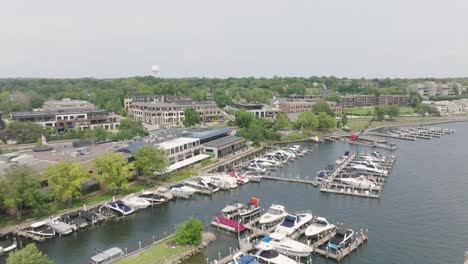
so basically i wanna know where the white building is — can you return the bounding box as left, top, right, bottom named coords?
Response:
left=156, top=137, right=209, bottom=172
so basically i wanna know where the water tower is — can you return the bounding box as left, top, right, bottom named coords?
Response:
left=151, top=65, right=160, bottom=77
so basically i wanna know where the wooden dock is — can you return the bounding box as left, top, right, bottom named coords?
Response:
left=313, top=230, right=368, bottom=262
left=261, top=175, right=319, bottom=187
left=320, top=185, right=381, bottom=199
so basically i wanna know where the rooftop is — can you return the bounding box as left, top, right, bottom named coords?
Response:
left=204, top=136, right=245, bottom=148
left=157, top=137, right=199, bottom=150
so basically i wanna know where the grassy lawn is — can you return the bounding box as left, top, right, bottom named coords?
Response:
left=163, top=168, right=198, bottom=183
left=344, top=106, right=414, bottom=116
left=115, top=237, right=192, bottom=264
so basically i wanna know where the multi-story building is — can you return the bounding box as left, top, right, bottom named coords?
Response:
left=42, top=98, right=95, bottom=111
left=407, top=82, right=456, bottom=99
left=230, top=101, right=283, bottom=119
left=124, top=95, right=193, bottom=113
left=129, top=99, right=222, bottom=127
left=287, top=95, right=322, bottom=102
left=156, top=137, right=209, bottom=172
left=337, top=95, right=412, bottom=108
left=11, top=109, right=119, bottom=130
left=279, top=101, right=315, bottom=114
left=377, top=95, right=412, bottom=106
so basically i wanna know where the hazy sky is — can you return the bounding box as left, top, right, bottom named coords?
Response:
left=1, top=0, right=468, bottom=79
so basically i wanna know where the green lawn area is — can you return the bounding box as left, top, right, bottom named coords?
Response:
left=163, top=168, right=198, bottom=183
left=343, top=106, right=414, bottom=116
left=115, top=237, right=192, bottom=264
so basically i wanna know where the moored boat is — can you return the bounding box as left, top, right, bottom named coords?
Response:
left=104, top=200, right=134, bottom=216
left=0, top=233, right=17, bottom=254
left=258, top=232, right=312, bottom=257
left=275, top=211, right=313, bottom=236
left=211, top=213, right=245, bottom=233
left=138, top=191, right=167, bottom=205
left=239, top=197, right=262, bottom=219
left=254, top=243, right=298, bottom=264
left=25, top=221, right=56, bottom=239
left=328, top=228, right=354, bottom=249
left=259, top=204, right=287, bottom=227
left=305, top=216, right=335, bottom=239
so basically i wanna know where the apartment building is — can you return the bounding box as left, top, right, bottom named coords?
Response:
left=337, top=95, right=412, bottom=108
left=42, top=98, right=95, bottom=111
left=279, top=101, right=315, bottom=113
left=230, top=101, right=283, bottom=119
left=407, top=82, right=456, bottom=98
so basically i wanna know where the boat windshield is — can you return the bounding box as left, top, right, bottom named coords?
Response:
left=267, top=208, right=283, bottom=215
left=259, top=250, right=279, bottom=259
left=316, top=220, right=327, bottom=226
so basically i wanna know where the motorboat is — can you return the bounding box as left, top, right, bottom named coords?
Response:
left=305, top=217, right=335, bottom=239
left=98, top=206, right=119, bottom=218
left=221, top=202, right=245, bottom=215
left=259, top=204, right=288, bottom=227
left=170, top=183, right=197, bottom=198
left=328, top=228, right=354, bottom=249
left=138, top=191, right=167, bottom=205
left=25, top=221, right=56, bottom=239
left=122, top=194, right=151, bottom=210
left=211, top=213, right=245, bottom=233
left=351, top=159, right=382, bottom=168
left=229, top=172, right=250, bottom=184
left=208, top=174, right=238, bottom=189
left=337, top=176, right=382, bottom=190
left=264, top=152, right=287, bottom=164
left=79, top=209, right=105, bottom=224
left=274, top=149, right=296, bottom=159
left=90, top=247, right=124, bottom=264
left=261, top=154, right=283, bottom=166
left=316, top=170, right=330, bottom=182
left=258, top=232, right=313, bottom=257
left=254, top=243, right=298, bottom=264
left=155, top=186, right=174, bottom=201
left=230, top=252, right=260, bottom=264
left=61, top=211, right=89, bottom=229
left=46, top=217, right=75, bottom=235
left=0, top=234, right=17, bottom=254
left=275, top=211, right=313, bottom=236
left=252, top=158, right=276, bottom=167
left=246, top=162, right=267, bottom=173
left=239, top=197, right=262, bottom=219
left=105, top=200, right=135, bottom=216
left=185, top=178, right=220, bottom=192
left=351, top=164, right=387, bottom=175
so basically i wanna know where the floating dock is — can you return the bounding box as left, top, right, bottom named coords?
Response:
left=313, top=229, right=369, bottom=262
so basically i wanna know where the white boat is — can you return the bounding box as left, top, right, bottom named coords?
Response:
left=229, top=172, right=250, bottom=184
left=351, top=164, right=387, bottom=175
left=221, top=202, right=245, bottom=215
left=138, top=191, right=167, bottom=205
left=328, top=228, right=354, bottom=249
left=25, top=221, right=56, bottom=239
left=246, top=162, right=267, bottom=173
left=239, top=197, right=262, bottom=218
left=264, top=153, right=287, bottom=163
left=259, top=204, right=288, bottom=227
left=170, top=184, right=197, bottom=198
left=275, top=211, right=313, bottom=236
left=258, top=232, right=312, bottom=258
left=0, top=234, right=17, bottom=253
left=315, top=170, right=330, bottom=182
left=104, top=200, right=135, bottom=216
left=90, top=247, right=124, bottom=264
left=230, top=252, right=260, bottom=264
left=337, top=176, right=382, bottom=190
left=251, top=158, right=276, bottom=167
left=185, top=178, right=220, bottom=192
left=254, top=243, right=298, bottom=264
left=46, top=217, right=75, bottom=235
left=155, top=186, right=174, bottom=201
left=122, top=194, right=151, bottom=210
left=261, top=154, right=283, bottom=165
left=208, top=175, right=238, bottom=189
left=305, top=217, right=335, bottom=239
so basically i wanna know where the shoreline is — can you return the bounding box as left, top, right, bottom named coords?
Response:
left=365, top=116, right=468, bottom=132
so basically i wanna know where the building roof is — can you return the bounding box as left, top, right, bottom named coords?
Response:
left=117, top=142, right=152, bottom=153
left=11, top=108, right=108, bottom=118
left=204, top=136, right=245, bottom=148
left=163, top=154, right=210, bottom=173
left=185, top=127, right=232, bottom=141
left=157, top=137, right=199, bottom=150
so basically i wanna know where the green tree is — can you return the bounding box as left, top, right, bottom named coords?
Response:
left=94, top=152, right=134, bottom=193
left=272, top=112, right=291, bottom=131
left=373, top=105, right=387, bottom=121
left=234, top=110, right=255, bottom=128
left=183, top=108, right=201, bottom=127
left=410, top=91, right=422, bottom=107
left=93, top=126, right=108, bottom=142
left=386, top=104, right=400, bottom=119
left=132, top=145, right=169, bottom=183
left=1, top=122, right=43, bottom=144
left=6, top=244, right=53, bottom=264
left=44, top=161, right=89, bottom=206
left=312, top=100, right=335, bottom=116
left=341, top=114, right=348, bottom=126
left=174, top=217, right=204, bottom=246
left=294, top=112, right=319, bottom=129
left=416, top=104, right=440, bottom=116
left=318, top=112, right=336, bottom=129
left=325, top=94, right=341, bottom=102
left=214, top=89, right=232, bottom=108
left=2, top=165, right=42, bottom=220
left=113, top=119, right=145, bottom=140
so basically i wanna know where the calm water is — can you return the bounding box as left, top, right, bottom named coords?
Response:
left=3, top=122, right=468, bottom=264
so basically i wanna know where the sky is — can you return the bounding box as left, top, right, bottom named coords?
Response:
left=1, top=0, right=468, bottom=79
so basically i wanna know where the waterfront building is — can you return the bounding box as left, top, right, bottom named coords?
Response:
left=337, top=95, right=412, bottom=108
left=42, top=98, right=95, bottom=111
left=407, top=81, right=456, bottom=99
left=203, top=136, right=246, bottom=158
left=230, top=101, right=283, bottom=119
left=156, top=137, right=209, bottom=172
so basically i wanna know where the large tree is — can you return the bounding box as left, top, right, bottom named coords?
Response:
left=272, top=112, right=292, bottom=131
left=294, top=112, right=319, bottom=129
left=1, top=122, right=44, bottom=144
left=6, top=244, right=53, bottom=264
left=214, top=89, right=232, bottom=108
left=132, top=145, right=169, bottom=183
left=113, top=118, right=145, bottom=140
left=183, top=108, right=201, bottom=127
left=174, top=217, right=204, bottom=246
left=44, top=161, right=89, bottom=206
left=373, top=105, right=387, bottom=121
left=312, top=100, right=335, bottom=116
left=317, top=112, right=336, bottom=129
left=94, top=152, right=134, bottom=193
left=386, top=104, right=400, bottom=119
left=234, top=110, right=255, bottom=128
left=2, top=165, right=42, bottom=220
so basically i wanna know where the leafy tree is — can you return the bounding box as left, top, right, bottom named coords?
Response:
left=312, top=100, right=335, bottom=116
left=294, top=112, right=319, bottom=129
left=6, top=244, right=53, bottom=264
left=174, top=217, right=204, bottom=246
left=272, top=112, right=291, bottom=131
left=214, top=89, right=232, bottom=108
left=44, top=161, right=89, bottom=206
left=325, top=94, right=341, bottom=102
left=386, top=104, right=400, bottom=119
left=317, top=112, right=336, bottom=129
left=132, top=145, right=169, bottom=183
left=92, top=126, right=108, bottom=142
left=341, top=114, right=348, bottom=126
left=94, top=152, right=134, bottom=193
left=373, top=105, right=387, bottom=121
left=2, top=165, right=42, bottom=220
left=183, top=108, right=201, bottom=127
left=1, top=122, right=43, bottom=144
left=416, top=104, right=440, bottom=116
left=234, top=110, right=255, bottom=128
left=113, top=119, right=145, bottom=140
left=410, top=91, right=422, bottom=108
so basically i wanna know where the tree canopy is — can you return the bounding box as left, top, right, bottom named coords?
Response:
left=174, top=217, right=204, bottom=246
left=0, top=122, right=44, bottom=144
left=132, top=145, right=169, bottom=182
left=113, top=119, right=145, bottom=140
left=312, top=100, right=335, bottom=116
left=183, top=108, right=201, bottom=127
left=6, top=244, right=53, bottom=264
left=234, top=110, right=255, bottom=128
left=94, top=152, right=134, bottom=193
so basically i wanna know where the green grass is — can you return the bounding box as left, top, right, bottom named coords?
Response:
left=163, top=168, right=198, bottom=183
left=115, top=237, right=192, bottom=264
left=343, top=106, right=415, bottom=116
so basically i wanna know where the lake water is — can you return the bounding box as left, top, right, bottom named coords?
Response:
left=3, top=122, right=468, bottom=264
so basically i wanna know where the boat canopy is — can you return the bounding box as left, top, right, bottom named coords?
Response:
left=281, top=215, right=299, bottom=227
left=238, top=255, right=257, bottom=264
left=261, top=236, right=273, bottom=243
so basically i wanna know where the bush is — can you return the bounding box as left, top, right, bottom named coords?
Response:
left=6, top=244, right=53, bottom=264
left=174, top=217, right=204, bottom=246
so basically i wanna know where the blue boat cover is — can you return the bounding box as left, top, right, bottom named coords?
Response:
left=238, top=255, right=257, bottom=264
left=261, top=236, right=273, bottom=242
left=281, top=215, right=298, bottom=227
left=328, top=242, right=338, bottom=249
